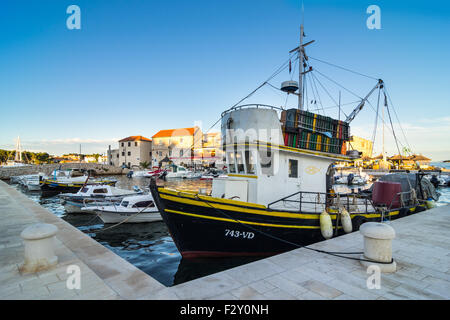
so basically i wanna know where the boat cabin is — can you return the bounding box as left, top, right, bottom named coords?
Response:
left=120, top=195, right=156, bottom=209
left=211, top=105, right=354, bottom=211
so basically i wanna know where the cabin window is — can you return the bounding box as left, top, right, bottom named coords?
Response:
left=80, top=187, right=89, bottom=193
left=132, top=201, right=154, bottom=208
left=121, top=201, right=129, bottom=207
left=288, top=159, right=298, bottom=178
left=227, top=152, right=236, bottom=173
left=93, top=188, right=108, bottom=194
left=245, top=150, right=256, bottom=174
left=236, top=152, right=245, bottom=174
left=259, top=149, right=274, bottom=176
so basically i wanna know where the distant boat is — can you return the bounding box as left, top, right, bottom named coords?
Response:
left=41, top=169, right=117, bottom=193
left=1, top=136, right=32, bottom=167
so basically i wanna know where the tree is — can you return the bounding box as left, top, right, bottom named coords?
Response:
left=139, top=161, right=151, bottom=169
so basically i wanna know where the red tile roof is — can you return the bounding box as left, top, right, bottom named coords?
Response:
left=152, top=127, right=199, bottom=138
left=119, top=135, right=152, bottom=142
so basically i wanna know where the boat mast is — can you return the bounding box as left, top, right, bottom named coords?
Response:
left=298, top=23, right=304, bottom=110
left=15, top=136, right=22, bottom=162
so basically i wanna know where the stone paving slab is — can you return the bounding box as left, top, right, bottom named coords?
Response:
left=1, top=179, right=449, bottom=300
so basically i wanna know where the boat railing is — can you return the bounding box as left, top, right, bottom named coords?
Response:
left=267, top=190, right=375, bottom=214
left=221, top=104, right=283, bottom=118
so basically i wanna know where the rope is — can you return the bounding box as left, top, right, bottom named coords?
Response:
left=308, top=56, right=379, bottom=81
left=382, top=85, right=413, bottom=153
left=370, top=88, right=381, bottom=157
left=190, top=193, right=395, bottom=265
left=91, top=199, right=159, bottom=233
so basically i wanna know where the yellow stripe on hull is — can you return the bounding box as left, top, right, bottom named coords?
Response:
left=159, top=188, right=394, bottom=220
left=165, top=208, right=320, bottom=229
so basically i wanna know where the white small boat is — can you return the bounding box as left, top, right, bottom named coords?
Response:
left=334, top=173, right=367, bottom=185
left=23, top=173, right=48, bottom=191
left=83, top=194, right=161, bottom=223
left=165, top=165, right=192, bottom=179
left=59, top=184, right=144, bottom=213
left=185, top=172, right=202, bottom=179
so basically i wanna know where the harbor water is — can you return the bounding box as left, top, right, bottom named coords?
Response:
left=8, top=164, right=450, bottom=287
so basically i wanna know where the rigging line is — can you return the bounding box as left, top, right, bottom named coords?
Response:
left=370, top=88, right=381, bottom=157
left=192, top=195, right=400, bottom=265
left=366, top=99, right=407, bottom=152
left=307, top=70, right=317, bottom=112
left=308, top=100, right=362, bottom=113
left=313, top=68, right=363, bottom=100
left=308, top=56, right=379, bottom=81
left=311, top=71, right=348, bottom=118
left=308, top=71, right=325, bottom=114
left=384, top=91, right=403, bottom=157
left=382, top=85, right=413, bottom=153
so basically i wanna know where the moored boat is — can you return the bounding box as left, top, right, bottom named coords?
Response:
left=41, top=169, right=117, bottom=194
left=84, top=194, right=161, bottom=223
left=149, top=23, right=436, bottom=258
left=59, top=184, right=144, bottom=213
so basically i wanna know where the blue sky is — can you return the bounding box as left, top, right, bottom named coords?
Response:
left=0, top=0, right=449, bottom=160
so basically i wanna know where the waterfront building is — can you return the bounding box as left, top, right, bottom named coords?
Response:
left=152, top=127, right=224, bottom=168
left=152, top=127, right=202, bottom=167
left=106, top=147, right=120, bottom=167
left=346, top=135, right=373, bottom=158
left=118, top=136, right=152, bottom=168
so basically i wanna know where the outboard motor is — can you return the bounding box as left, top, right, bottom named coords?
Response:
left=126, top=170, right=133, bottom=178
left=347, top=173, right=354, bottom=185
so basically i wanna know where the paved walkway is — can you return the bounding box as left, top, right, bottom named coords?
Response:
left=1, top=180, right=449, bottom=299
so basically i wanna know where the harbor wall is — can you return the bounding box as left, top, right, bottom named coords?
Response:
left=0, top=163, right=124, bottom=180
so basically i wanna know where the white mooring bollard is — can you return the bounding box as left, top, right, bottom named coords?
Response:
left=19, top=223, right=58, bottom=273
left=359, top=222, right=397, bottom=273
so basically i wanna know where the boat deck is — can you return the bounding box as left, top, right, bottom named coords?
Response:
left=0, top=179, right=449, bottom=300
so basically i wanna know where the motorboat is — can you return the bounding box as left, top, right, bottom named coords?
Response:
left=165, top=164, right=192, bottom=179
left=41, top=169, right=117, bottom=193
left=59, top=184, right=144, bottom=213
left=334, top=173, right=368, bottom=186
left=23, top=173, right=48, bottom=191
left=199, top=169, right=227, bottom=180
left=82, top=194, right=162, bottom=223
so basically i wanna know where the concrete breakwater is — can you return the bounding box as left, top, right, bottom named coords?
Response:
left=0, top=163, right=124, bottom=180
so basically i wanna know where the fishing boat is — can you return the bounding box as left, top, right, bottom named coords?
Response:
left=149, top=22, right=437, bottom=258
left=83, top=194, right=162, bottom=223
left=59, top=184, right=144, bottom=213
left=41, top=169, right=117, bottom=193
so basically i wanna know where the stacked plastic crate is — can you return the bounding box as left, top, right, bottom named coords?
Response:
left=280, top=108, right=349, bottom=154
